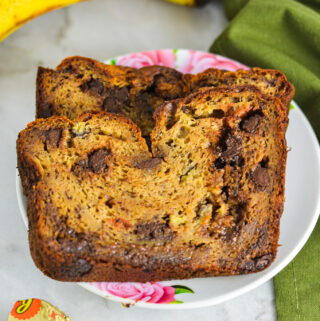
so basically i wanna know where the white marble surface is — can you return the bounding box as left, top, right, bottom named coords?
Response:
left=0, top=0, right=277, bottom=319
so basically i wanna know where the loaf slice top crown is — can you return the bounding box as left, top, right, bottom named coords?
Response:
left=36, top=56, right=294, bottom=137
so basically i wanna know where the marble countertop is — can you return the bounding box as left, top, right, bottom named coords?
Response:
left=0, top=0, right=276, bottom=319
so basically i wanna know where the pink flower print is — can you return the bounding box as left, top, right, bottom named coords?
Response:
left=177, top=50, right=248, bottom=74
left=117, top=50, right=176, bottom=69
left=92, top=282, right=176, bottom=303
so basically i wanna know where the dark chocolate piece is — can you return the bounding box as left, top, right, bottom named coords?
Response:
left=88, top=149, right=109, bottom=173
left=102, top=87, right=129, bottom=113
left=251, top=164, right=270, bottom=190
left=72, top=149, right=109, bottom=175
left=135, top=222, right=174, bottom=241
left=80, top=78, right=105, bottom=95
left=241, top=113, right=263, bottom=133
left=134, top=158, right=163, bottom=170
left=46, top=128, right=62, bottom=147
left=255, top=254, right=273, bottom=270
left=164, top=102, right=178, bottom=130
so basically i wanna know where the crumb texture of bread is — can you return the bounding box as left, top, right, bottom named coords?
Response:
left=36, top=56, right=294, bottom=137
left=18, top=86, right=288, bottom=281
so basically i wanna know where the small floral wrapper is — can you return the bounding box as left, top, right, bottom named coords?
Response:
left=8, top=299, right=70, bottom=321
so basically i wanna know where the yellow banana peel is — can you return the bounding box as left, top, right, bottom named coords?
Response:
left=165, top=0, right=209, bottom=6
left=165, top=0, right=196, bottom=5
left=0, top=0, right=85, bottom=42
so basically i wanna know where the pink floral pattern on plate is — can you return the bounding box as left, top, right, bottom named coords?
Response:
left=97, top=49, right=248, bottom=305
left=176, top=50, right=249, bottom=74
left=112, top=49, right=248, bottom=73
left=90, top=282, right=193, bottom=304
left=116, top=50, right=175, bottom=69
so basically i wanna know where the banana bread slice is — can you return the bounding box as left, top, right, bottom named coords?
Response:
left=18, top=86, right=288, bottom=282
left=36, top=56, right=294, bottom=136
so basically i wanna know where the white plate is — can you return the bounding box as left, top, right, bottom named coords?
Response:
left=16, top=50, right=320, bottom=309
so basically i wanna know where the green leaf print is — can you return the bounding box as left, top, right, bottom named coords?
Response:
left=170, top=300, right=184, bottom=304
left=172, top=285, right=194, bottom=294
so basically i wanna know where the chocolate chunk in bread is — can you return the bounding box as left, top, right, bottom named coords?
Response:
left=88, top=149, right=109, bottom=173
left=72, top=149, right=110, bottom=175
left=46, top=128, right=62, bottom=147
left=220, top=130, right=242, bottom=164
left=135, top=222, right=174, bottom=241
left=251, top=164, right=271, bottom=191
left=80, top=78, right=105, bottom=95
left=102, top=87, right=129, bottom=113
left=241, top=112, right=263, bottom=133
left=134, top=157, right=163, bottom=170
left=255, top=254, right=273, bottom=270
left=63, top=259, right=92, bottom=278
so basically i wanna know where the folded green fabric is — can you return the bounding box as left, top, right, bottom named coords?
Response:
left=210, top=0, right=320, bottom=139
left=210, top=1, right=320, bottom=320
left=223, top=0, right=320, bottom=20
left=274, top=219, right=320, bottom=321
left=223, top=0, right=249, bottom=20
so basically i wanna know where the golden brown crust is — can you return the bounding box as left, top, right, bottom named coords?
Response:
left=36, top=56, right=294, bottom=137
left=18, top=86, right=288, bottom=281
left=36, top=67, right=55, bottom=118
left=221, top=67, right=295, bottom=110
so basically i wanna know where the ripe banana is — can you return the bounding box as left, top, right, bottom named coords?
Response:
left=0, top=0, right=85, bottom=42
left=165, top=0, right=209, bottom=6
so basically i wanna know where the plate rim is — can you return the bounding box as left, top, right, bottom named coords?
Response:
left=16, top=49, right=320, bottom=309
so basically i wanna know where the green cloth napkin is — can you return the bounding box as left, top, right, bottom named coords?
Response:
left=223, top=0, right=320, bottom=20
left=274, top=219, right=320, bottom=320
left=210, top=1, right=320, bottom=320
